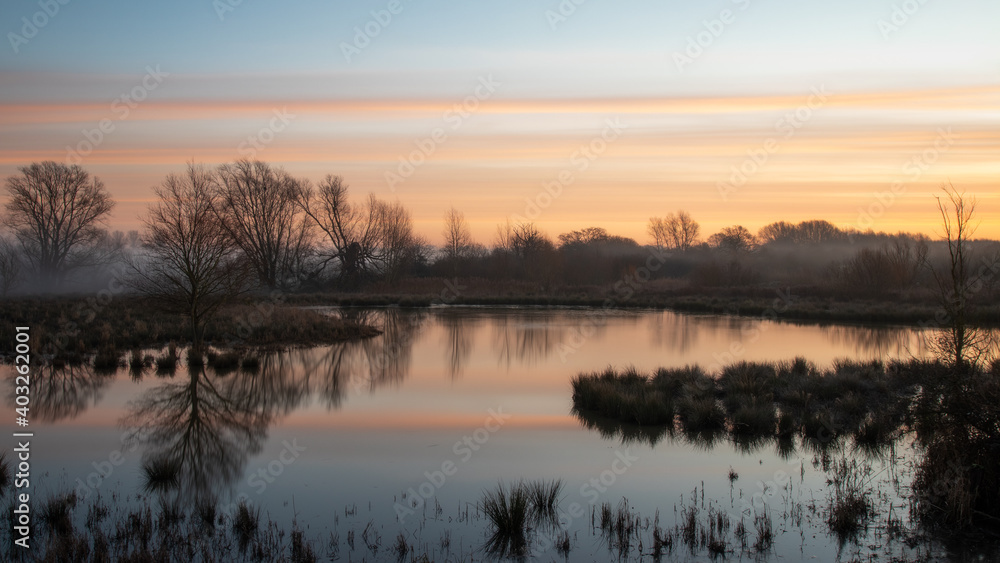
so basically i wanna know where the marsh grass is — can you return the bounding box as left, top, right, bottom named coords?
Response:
left=127, top=349, right=151, bottom=378
left=526, top=479, right=563, bottom=524
left=40, top=492, right=78, bottom=537
left=753, top=510, right=773, bottom=552
left=207, top=350, right=242, bottom=374
left=826, top=458, right=874, bottom=539
left=597, top=499, right=640, bottom=557
left=291, top=527, right=318, bottom=563
left=555, top=530, right=571, bottom=556
left=1, top=295, right=379, bottom=362
left=392, top=532, right=409, bottom=561
left=572, top=357, right=925, bottom=451
left=141, top=457, right=181, bottom=494
left=730, top=399, right=776, bottom=436
left=233, top=499, right=260, bottom=552
left=155, top=343, right=179, bottom=375
left=572, top=367, right=673, bottom=426
left=196, top=500, right=218, bottom=532
left=481, top=481, right=530, bottom=557
left=4, top=488, right=364, bottom=562
left=481, top=479, right=564, bottom=558
left=92, top=348, right=122, bottom=372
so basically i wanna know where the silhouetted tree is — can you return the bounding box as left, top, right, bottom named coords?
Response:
left=928, top=184, right=995, bottom=369
left=296, top=175, right=417, bottom=287
left=128, top=163, right=249, bottom=351
left=648, top=211, right=699, bottom=252
left=377, top=197, right=420, bottom=284
left=215, top=159, right=313, bottom=290
left=443, top=206, right=474, bottom=263
left=559, top=226, right=611, bottom=247
left=708, top=225, right=757, bottom=253
left=757, top=221, right=796, bottom=244
left=759, top=220, right=847, bottom=245
left=3, top=161, right=115, bottom=288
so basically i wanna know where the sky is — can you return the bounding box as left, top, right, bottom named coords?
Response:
left=1, top=0, right=998, bottom=244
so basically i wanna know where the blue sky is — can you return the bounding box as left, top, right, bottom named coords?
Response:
left=5, top=0, right=997, bottom=91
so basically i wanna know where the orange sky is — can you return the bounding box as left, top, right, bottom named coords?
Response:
left=1, top=84, right=998, bottom=243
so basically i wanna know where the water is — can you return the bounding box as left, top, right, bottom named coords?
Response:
left=5, top=307, right=953, bottom=560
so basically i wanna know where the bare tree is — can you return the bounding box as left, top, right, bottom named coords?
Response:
left=376, top=197, right=418, bottom=284
left=708, top=225, right=757, bottom=253
left=3, top=161, right=115, bottom=288
left=674, top=211, right=700, bottom=252
left=296, top=175, right=372, bottom=286
left=492, top=220, right=557, bottom=284
left=928, top=184, right=995, bottom=370
left=648, top=211, right=699, bottom=252
left=296, top=175, right=416, bottom=287
left=128, top=164, right=249, bottom=351
left=214, top=159, right=313, bottom=290
left=443, top=206, right=474, bottom=264
left=558, top=227, right=610, bottom=247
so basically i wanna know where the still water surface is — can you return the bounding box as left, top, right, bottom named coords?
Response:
left=9, top=307, right=947, bottom=560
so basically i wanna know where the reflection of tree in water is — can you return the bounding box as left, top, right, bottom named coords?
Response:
left=122, top=361, right=309, bottom=505
left=492, top=311, right=565, bottom=367
left=648, top=311, right=699, bottom=354
left=824, top=325, right=928, bottom=359
left=437, top=311, right=478, bottom=378
left=313, top=308, right=425, bottom=408
left=17, top=363, right=112, bottom=423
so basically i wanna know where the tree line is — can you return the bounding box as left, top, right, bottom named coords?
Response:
left=2, top=160, right=996, bottom=303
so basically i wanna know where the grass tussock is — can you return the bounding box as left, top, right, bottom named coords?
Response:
left=155, top=343, right=179, bottom=375
left=207, top=350, right=242, bottom=373
left=826, top=458, right=873, bottom=539
left=141, top=457, right=181, bottom=494
left=92, top=348, right=122, bottom=373
left=572, top=357, right=926, bottom=451
left=233, top=499, right=260, bottom=552
left=480, top=479, right=563, bottom=558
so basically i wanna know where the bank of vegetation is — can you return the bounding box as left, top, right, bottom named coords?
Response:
left=3, top=161, right=1000, bottom=344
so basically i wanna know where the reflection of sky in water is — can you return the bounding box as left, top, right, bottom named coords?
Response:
left=6, top=308, right=949, bottom=559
